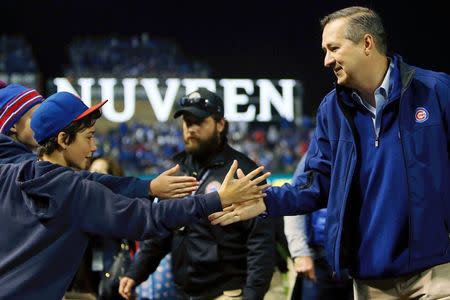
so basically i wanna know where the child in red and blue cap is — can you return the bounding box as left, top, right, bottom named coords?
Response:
left=0, top=81, right=44, bottom=152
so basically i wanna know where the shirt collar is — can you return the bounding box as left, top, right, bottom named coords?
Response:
left=351, top=59, right=394, bottom=110
left=376, top=59, right=393, bottom=99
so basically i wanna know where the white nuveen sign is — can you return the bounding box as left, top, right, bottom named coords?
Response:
left=53, top=77, right=299, bottom=123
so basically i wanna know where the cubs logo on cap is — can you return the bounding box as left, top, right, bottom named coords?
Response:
left=415, top=107, right=429, bottom=123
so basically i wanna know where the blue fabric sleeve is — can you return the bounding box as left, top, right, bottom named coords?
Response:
left=72, top=176, right=223, bottom=240
left=77, top=171, right=150, bottom=198
left=264, top=104, right=331, bottom=217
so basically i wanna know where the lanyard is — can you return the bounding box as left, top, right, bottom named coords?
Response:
left=192, top=170, right=211, bottom=196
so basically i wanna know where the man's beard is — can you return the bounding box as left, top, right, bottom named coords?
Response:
left=185, top=130, right=222, bottom=159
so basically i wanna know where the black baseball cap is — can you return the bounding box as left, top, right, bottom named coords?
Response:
left=173, top=88, right=224, bottom=119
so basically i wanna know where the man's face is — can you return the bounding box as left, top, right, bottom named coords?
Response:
left=63, top=126, right=97, bottom=170
left=10, top=104, right=41, bottom=149
left=182, top=114, right=224, bottom=156
left=321, top=18, right=367, bottom=89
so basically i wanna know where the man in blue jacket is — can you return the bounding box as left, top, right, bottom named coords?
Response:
left=0, top=91, right=270, bottom=300
left=211, top=6, right=450, bottom=298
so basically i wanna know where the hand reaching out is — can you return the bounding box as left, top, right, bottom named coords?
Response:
left=217, top=160, right=271, bottom=207
left=209, top=198, right=267, bottom=225
left=150, top=164, right=199, bottom=199
left=210, top=161, right=270, bottom=225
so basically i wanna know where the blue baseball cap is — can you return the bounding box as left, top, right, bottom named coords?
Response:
left=0, top=81, right=44, bottom=134
left=31, top=91, right=107, bottom=144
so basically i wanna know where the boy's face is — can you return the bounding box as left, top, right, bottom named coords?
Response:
left=63, top=126, right=97, bottom=170
left=10, top=104, right=41, bottom=149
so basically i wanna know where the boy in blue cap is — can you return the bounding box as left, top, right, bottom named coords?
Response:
left=0, top=91, right=269, bottom=300
left=0, top=81, right=200, bottom=200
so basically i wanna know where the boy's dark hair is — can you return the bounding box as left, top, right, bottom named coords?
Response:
left=37, top=110, right=101, bottom=157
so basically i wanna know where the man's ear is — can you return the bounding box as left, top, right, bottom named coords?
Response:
left=363, top=33, right=375, bottom=54
left=9, top=124, right=18, bottom=135
left=56, top=132, right=68, bottom=150
left=217, top=118, right=225, bottom=133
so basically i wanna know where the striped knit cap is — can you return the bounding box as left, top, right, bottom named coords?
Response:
left=0, top=81, right=44, bottom=134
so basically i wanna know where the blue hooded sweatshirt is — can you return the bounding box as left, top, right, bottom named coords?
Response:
left=0, top=160, right=222, bottom=299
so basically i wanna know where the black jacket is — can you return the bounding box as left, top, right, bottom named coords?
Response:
left=126, top=143, right=275, bottom=300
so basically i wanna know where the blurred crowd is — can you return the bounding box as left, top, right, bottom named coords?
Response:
left=66, top=34, right=211, bottom=78
left=0, top=35, right=37, bottom=74
left=94, top=120, right=313, bottom=176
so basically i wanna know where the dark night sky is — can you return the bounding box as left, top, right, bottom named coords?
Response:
left=2, top=0, right=449, bottom=116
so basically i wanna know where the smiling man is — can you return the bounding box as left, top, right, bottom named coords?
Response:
left=210, top=6, right=450, bottom=299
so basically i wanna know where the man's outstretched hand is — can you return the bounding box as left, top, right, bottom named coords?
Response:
left=209, top=198, right=267, bottom=225
left=212, top=161, right=270, bottom=224
left=217, top=160, right=270, bottom=207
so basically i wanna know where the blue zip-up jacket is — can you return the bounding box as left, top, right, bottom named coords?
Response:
left=0, top=133, right=149, bottom=198
left=265, top=55, right=450, bottom=279
left=0, top=160, right=222, bottom=300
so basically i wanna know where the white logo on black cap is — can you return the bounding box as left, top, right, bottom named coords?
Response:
left=188, top=92, right=201, bottom=99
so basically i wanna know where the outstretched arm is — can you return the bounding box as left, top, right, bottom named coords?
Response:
left=64, top=160, right=270, bottom=239
left=78, top=164, right=198, bottom=200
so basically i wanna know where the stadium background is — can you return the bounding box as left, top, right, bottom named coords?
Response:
left=1, top=1, right=449, bottom=298
left=2, top=0, right=448, bottom=178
